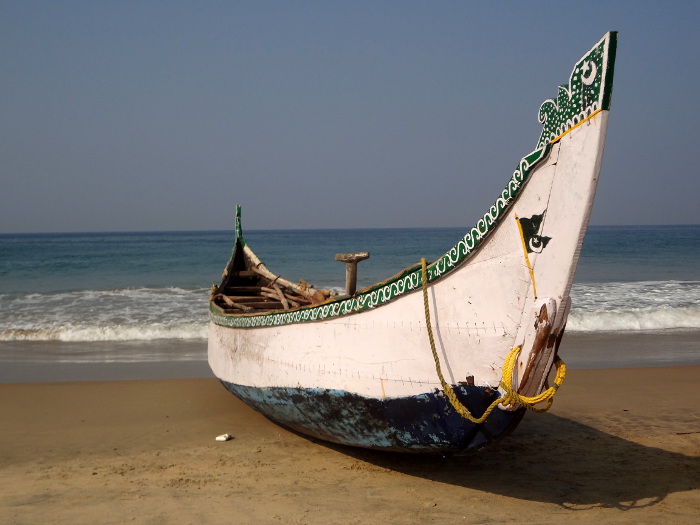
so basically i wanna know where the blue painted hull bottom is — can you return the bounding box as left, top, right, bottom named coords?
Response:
left=219, top=381, right=525, bottom=454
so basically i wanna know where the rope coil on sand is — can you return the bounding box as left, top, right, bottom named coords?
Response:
left=420, top=258, right=566, bottom=424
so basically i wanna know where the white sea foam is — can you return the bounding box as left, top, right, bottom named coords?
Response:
left=1, top=323, right=208, bottom=342
left=567, top=280, right=700, bottom=332
left=1, top=281, right=698, bottom=341
left=567, top=306, right=700, bottom=332
left=0, top=287, right=210, bottom=342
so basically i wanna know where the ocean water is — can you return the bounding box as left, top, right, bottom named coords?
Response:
left=1, top=225, right=699, bottom=373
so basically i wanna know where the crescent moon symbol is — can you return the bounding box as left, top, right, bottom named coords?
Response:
left=582, top=60, right=598, bottom=85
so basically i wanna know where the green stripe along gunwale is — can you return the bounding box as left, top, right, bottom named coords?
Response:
left=210, top=145, right=551, bottom=329
left=210, top=32, right=617, bottom=330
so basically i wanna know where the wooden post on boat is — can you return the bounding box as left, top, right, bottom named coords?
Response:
left=335, top=252, right=370, bottom=296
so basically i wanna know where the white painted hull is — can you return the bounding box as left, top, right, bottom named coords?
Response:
left=211, top=112, right=607, bottom=386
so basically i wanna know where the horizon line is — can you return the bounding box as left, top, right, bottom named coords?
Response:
left=2, top=223, right=700, bottom=237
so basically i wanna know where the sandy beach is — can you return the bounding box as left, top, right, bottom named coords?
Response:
left=1, top=364, right=699, bottom=524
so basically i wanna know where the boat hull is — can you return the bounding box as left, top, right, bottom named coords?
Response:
left=208, top=33, right=617, bottom=454
left=207, top=112, right=606, bottom=451
left=218, top=379, right=525, bottom=453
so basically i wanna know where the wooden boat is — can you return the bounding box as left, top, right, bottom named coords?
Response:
left=208, top=33, right=617, bottom=454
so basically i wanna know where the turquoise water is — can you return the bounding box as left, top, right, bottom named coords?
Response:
left=1, top=225, right=699, bottom=360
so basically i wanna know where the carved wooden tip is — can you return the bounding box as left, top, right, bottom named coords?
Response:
left=335, top=252, right=370, bottom=264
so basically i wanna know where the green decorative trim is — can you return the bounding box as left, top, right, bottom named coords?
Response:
left=211, top=33, right=617, bottom=330
left=210, top=146, right=549, bottom=329
left=536, top=32, right=616, bottom=149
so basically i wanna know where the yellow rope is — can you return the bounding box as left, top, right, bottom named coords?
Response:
left=420, top=258, right=566, bottom=423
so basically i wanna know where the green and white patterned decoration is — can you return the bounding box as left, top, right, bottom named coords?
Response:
left=211, top=146, right=549, bottom=330
left=211, top=32, right=617, bottom=330
left=536, top=32, right=616, bottom=149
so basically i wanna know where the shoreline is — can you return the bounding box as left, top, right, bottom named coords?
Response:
left=1, top=330, right=698, bottom=384
left=1, top=366, right=699, bottom=523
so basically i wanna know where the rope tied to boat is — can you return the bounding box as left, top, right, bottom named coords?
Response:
left=420, top=258, right=566, bottom=424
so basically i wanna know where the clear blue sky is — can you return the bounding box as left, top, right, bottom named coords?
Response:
left=2, top=1, right=699, bottom=233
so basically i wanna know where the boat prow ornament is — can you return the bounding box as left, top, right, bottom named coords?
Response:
left=208, top=33, right=617, bottom=454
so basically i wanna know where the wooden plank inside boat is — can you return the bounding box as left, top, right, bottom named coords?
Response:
left=211, top=244, right=335, bottom=312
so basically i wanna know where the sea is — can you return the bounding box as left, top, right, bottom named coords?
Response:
left=1, top=225, right=699, bottom=382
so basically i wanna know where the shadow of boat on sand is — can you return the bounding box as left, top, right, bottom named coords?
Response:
left=318, top=412, right=700, bottom=510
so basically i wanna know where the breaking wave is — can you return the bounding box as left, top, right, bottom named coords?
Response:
left=0, top=287, right=210, bottom=342
left=567, top=280, right=700, bottom=332
left=1, top=280, right=698, bottom=342
left=567, top=306, right=700, bottom=332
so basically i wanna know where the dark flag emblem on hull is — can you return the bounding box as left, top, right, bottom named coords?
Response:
left=518, top=213, right=551, bottom=253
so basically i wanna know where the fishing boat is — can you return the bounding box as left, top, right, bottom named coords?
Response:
left=208, top=33, right=617, bottom=453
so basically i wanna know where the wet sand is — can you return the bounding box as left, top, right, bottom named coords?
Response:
left=2, top=331, right=700, bottom=385
left=1, top=366, right=699, bottom=524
